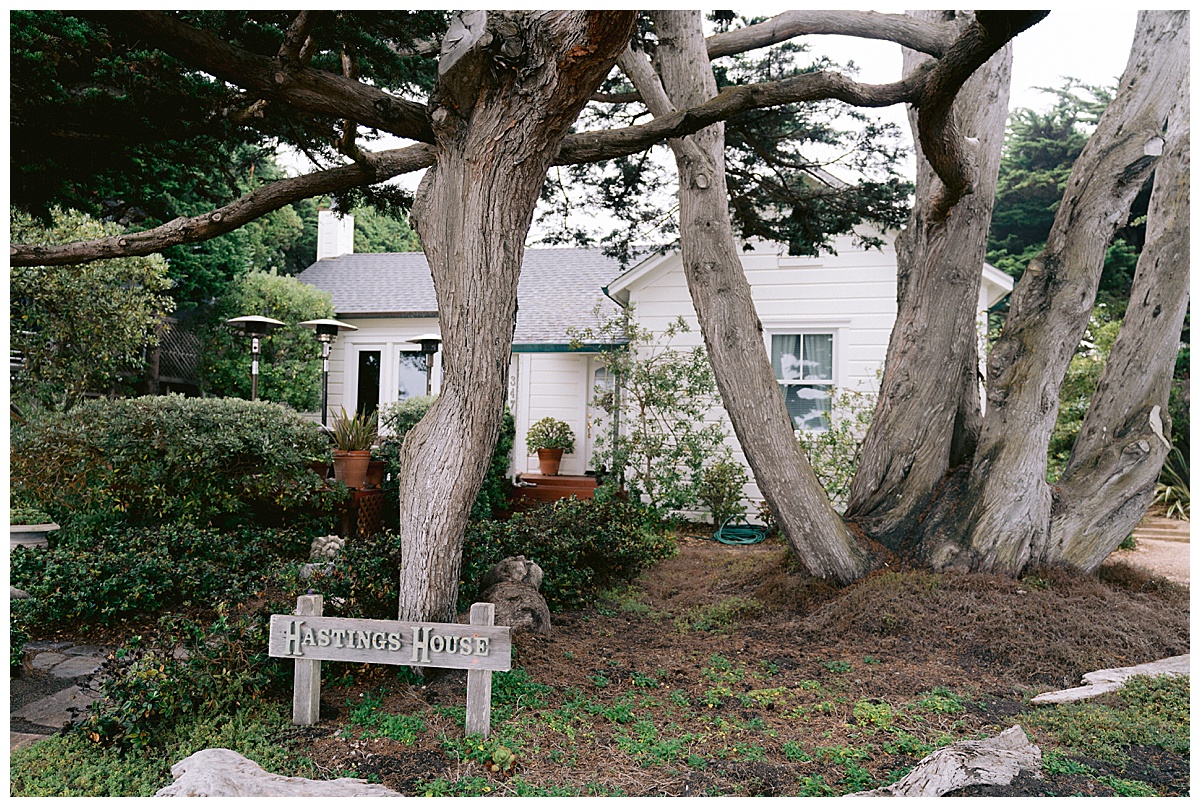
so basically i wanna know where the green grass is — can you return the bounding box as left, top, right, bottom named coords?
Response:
left=1025, top=674, right=1189, bottom=763
left=10, top=704, right=306, bottom=797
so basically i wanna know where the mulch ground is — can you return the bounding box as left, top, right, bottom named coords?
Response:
left=272, top=536, right=1189, bottom=796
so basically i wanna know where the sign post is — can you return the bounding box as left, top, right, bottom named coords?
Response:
left=269, top=598, right=512, bottom=737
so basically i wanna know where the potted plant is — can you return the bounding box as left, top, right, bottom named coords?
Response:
left=10, top=503, right=58, bottom=550
left=526, top=416, right=575, bottom=475
left=329, top=407, right=378, bottom=489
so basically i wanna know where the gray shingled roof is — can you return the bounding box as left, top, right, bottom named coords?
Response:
left=296, top=248, right=624, bottom=345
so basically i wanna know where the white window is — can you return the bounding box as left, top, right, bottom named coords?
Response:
left=771, top=333, right=834, bottom=431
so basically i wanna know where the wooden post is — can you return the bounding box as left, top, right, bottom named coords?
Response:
left=292, top=594, right=323, bottom=725
left=464, top=602, right=495, bottom=737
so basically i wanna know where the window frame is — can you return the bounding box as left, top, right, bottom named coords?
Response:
left=760, top=318, right=850, bottom=433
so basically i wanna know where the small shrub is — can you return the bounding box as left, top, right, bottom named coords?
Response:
left=696, top=459, right=749, bottom=528
left=1153, top=447, right=1189, bottom=520
left=458, top=498, right=676, bottom=611
left=11, top=395, right=339, bottom=531
left=78, top=612, right=291, bottom=750
left=526, top=416, right=575, bottom=453
left=10, top=503, right=53, bottom=525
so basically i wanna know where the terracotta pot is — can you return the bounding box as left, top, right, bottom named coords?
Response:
left=363, top=460, right=386, bottom=490
left=536, top=448, right=564, bottom=476
left=307, top=460, right=330, bottom=480
left=332, top=450, right=372, bottom=489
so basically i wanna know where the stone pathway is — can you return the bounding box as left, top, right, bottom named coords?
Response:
left=1104, top=515, right=1190, bottom=585
left=10, top=641, right=109, bottom=752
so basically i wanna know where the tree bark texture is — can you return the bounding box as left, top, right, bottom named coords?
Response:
left=931, top=11, right=1188, bottom=574
left=1049, top=59, right=1190, bottom=571
left=647, top=11, right=873, bottom=583
left=396, top=10, right=635, bottom=622
left=846, top=11, right=1011, bottom=553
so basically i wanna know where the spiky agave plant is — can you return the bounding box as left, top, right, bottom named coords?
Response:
left=1153, top=448, right=1189, bottom=520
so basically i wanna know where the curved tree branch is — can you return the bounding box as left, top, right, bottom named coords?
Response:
left=706, top=9, right=960, bottom=60
left=92, top=11, right=435, bottom=142
left=911, top=10, right=1048, bottom=216
left=15, top=11, right=1046, bottom=266
left=10, top=145, right=435, bottom=266
left=593, top=9, right=963, bottom=105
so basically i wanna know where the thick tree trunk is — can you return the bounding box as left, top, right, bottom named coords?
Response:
left=396, top=11, right=634, bottom=622
left=845, top=11, right=1010, bottom=553
left=922, top=11, right=1188, bottom=573
left=645, top=11, right=873, bottom=582
left=1049, top=76, right=1189, bottom=571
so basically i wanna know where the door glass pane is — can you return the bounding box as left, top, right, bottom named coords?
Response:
left=356, top=350, right=381, bottom=416
left=396, top=351, right=428, bottom=400
left=782, top=384, right=831, bottom=431
left=803, top=334, right=834, bottom=380
left=771, top=335, right=803, bottom=380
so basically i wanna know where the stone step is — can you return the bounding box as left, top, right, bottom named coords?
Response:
left=13, top=685, right=101, bottom=730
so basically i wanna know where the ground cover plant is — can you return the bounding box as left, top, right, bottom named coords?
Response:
left=11, top=534, right=1188, bottom=797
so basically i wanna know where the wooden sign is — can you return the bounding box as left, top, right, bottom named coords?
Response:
left=268, top=615, right=511, bottom=670
left=270, top=596, right=512, bottom=736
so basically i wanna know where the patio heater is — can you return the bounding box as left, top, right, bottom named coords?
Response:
left=224, top=315, right=285, bottom=401
left=299, top=318, right=359, bottom=426
left=414, top=334, right=442, bottom=396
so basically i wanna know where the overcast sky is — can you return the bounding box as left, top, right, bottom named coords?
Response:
left=809, top=8, right=1137, bottom=137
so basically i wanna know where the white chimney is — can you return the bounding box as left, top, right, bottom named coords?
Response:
left=316, top=209, right=355, bottom=260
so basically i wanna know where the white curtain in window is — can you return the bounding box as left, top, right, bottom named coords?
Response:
left=771, top=334, right=803, bottom=380
left=802, top=333, right=833, bottom=380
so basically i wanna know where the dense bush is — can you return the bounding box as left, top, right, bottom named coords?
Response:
left=316, top=499, right=675, bottom=616
left=10, top=208, right=174, bottom=409
left=11, top=394, right=340, bottom=530
left=696, top=459, right=749, bottom=528
left=10, top=523, right=313, bottom=627
left=376, top=397, right=515, bottom=524
left=78, top=612, right=292, bottom=750
left=463, top=499, right=675, bottom=610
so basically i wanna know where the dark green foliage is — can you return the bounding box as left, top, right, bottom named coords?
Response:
left=10, top=523, right=312, bottom=627
left=78, top=612, right=293, bottom=750
left=11, top=208, right=175, bottom=408
left=536, top=16, right=911, bottom=262
left=197, top=272, right=336, bottom=409
left=376, top=398, right=515, bottom=524
left=10, top=395, right=339, bottom=531
left=11, top=11, right=445, bottom=306
left=316, top=499, right=674, bottom=617
left=460, top=499, right=676, bottom=611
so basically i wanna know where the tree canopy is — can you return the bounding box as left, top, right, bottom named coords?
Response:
left=10, top=10, right=1186, bottom=626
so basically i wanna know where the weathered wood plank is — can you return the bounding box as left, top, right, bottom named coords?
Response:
left=292, top=595, right=323, bottom=726
left=268, top=614, right=512, bottom=672
left=465, top=603, right=496, bottom=737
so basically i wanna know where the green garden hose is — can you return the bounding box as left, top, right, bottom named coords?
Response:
left=712, top=516, right=768, bottom=545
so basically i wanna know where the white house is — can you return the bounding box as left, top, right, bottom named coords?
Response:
left=297, top=210, right=1013, bottom=506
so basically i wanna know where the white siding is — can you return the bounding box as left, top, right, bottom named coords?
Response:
left=514, top=352, right=592, bottom=476
left=623, top=236, right=900, bottom=516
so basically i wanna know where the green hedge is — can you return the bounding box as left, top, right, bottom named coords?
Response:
left=10, top=523, right=312, bottom=627
left=11, top=394, right=339, bottom=530
left=317, top=498, right=676, bottom=616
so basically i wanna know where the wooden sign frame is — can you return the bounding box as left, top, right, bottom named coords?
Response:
left=269, top=595, right=512, bottom=736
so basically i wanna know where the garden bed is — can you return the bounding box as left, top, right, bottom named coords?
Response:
left=12, top=535, right=1189, bottom=797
